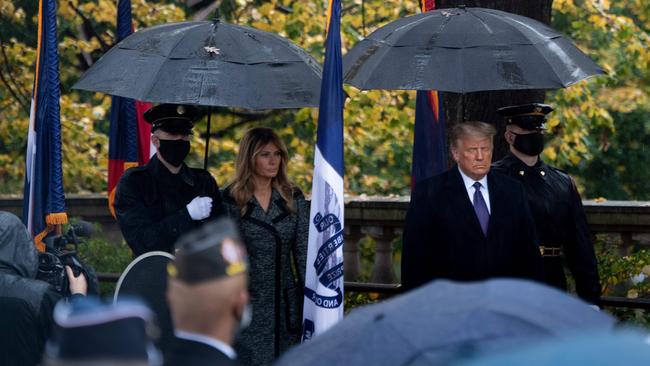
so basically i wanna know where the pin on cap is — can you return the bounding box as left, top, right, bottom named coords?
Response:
left=497, top=103, right=554, bottom=130
left=168, top=218, right=248, bottom=284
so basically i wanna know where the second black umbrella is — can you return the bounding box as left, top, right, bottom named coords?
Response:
left=343, top=7, right=604, bottom=93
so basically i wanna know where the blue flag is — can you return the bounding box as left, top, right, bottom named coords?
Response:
left=23, top=0, right=67, bottom=251
left=301, top=0, right=345, bottom=341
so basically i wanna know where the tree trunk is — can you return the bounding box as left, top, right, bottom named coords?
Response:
left=436, top=0, right=554, bottom=160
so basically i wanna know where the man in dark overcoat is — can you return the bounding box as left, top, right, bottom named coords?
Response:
left=114, top=104, right=225, bottom=256
left=492, top=103, right=601, bottom=304
left=401, top=121, right=543, bottom=291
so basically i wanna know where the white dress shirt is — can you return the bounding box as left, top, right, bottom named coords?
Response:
left=175, top=330, right=237, bottom=360
left=457, top=166, right=491, bottom=214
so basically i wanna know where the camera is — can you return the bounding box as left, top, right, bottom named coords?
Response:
left=36, top=221, right=98, bottom=296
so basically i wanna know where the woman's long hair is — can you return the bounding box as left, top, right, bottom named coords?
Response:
left=230, top=127, right=295, bottom=216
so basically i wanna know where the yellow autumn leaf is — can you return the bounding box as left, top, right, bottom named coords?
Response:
left=568, top=154, right=582, bottom=165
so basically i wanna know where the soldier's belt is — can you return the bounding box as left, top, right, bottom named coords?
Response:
left=539, top=246, right=562, bottom=257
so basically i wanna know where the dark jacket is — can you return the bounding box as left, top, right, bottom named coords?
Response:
left=114, top=155, right=225, bottom=256
left=223, top=187, right=308, bottom=366
left=0, top=212, right=61, bottom=366
left=492, top=153, right=601, bottom=303
left=401, top=167, right=543, bottom=291
left=164, top=336, right=240, bottom=366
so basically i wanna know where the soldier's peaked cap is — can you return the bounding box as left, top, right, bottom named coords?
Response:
left=497, top=103, right=553, bottom=130
left=143, top=104, right=203, bottom=135
left=169, top=218, right=248, bottom=284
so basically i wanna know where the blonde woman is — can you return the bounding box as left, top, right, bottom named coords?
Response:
left=222, top=127, right=308, bottom=366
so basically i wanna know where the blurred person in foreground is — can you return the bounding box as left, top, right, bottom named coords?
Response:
left=165, top=218, right=250, bottom=366
left=114, top=103, right=225, bottom=256
left=402, top=121, right=543, bottom=291
left=222, top=127, right=308, bottom=365
left=0, top=211, right=87, bottom=366
left=43, top=297, right=159, bottom=366
left=492, top=103, right=601, bottom=304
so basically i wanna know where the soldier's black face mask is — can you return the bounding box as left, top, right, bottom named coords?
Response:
left=512, top=131, right=545, bottom=156
left=158, top=139, right=190, bottom=167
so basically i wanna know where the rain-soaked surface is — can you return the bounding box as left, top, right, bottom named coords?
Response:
left=343, top=7, right=604, bottom=93
left=74, top=20, right=322, bottom=110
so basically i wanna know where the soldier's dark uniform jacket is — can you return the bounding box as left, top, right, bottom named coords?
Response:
left=114, top=154, right=225, bottom=256
left=492, top=153, right=601, bottom=303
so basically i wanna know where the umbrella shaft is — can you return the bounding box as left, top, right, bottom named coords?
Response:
left=204, top=108, right=212, bottom=170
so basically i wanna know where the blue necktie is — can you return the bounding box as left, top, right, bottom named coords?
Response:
left=472, top=182, right=490, bottom=236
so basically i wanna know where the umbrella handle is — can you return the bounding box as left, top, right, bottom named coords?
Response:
left=204, top=107, right=212, bottom=171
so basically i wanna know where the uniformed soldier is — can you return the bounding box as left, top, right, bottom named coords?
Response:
left=492, top=103, right=601, bottom=304
left=114, top=103, right=225, bottom=256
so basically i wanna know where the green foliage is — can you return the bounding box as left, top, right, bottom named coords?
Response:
left=548, top=1, right=650, bottom=197
left=75, top=234, right=132, bottom=297
left=344, top=291, right=382, bottom=313
left=595, top=235, right=650, bottom=326
left=577, top=107, right=650, bottom=199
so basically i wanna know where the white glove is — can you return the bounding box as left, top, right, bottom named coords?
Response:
left=186, top=196, right=212, bottom=220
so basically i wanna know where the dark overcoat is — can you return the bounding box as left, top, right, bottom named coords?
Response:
left=223, top=187, right=308, bottom=366
left=401, top=166, right=543, bottom=291
left=114, top=154, right=225, bottom=256
left=492, top=153, right=601, bottom=303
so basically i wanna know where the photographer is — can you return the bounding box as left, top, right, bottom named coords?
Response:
left=0, top=211, right=87, bottom=366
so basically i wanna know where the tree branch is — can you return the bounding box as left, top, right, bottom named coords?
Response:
left=67, top=0, right=111, bottom=52
left=0, top=40, right=30, bottom=99
left=0, top=39, right=30, bottom=115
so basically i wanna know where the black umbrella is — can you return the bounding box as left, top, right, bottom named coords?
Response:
left=343, top=7, right=604, bottom=92
left=74, top=19, right=322, bottom=109
left=74, top=18, right=322, bottom=168
left=275, top=279, right=616, bottom=366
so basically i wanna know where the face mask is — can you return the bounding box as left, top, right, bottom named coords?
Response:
left=512, top=132, right=545, bottom=156
left=157, top=139, right=190, bottom=167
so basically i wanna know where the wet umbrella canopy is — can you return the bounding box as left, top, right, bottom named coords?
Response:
left=343, top=7, right=604, bottom=92
left=275, top=279, right=616, bottom=366
left=455, top=329, right=650, bottom=366
left=74, top=19, right=322, bottom=110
